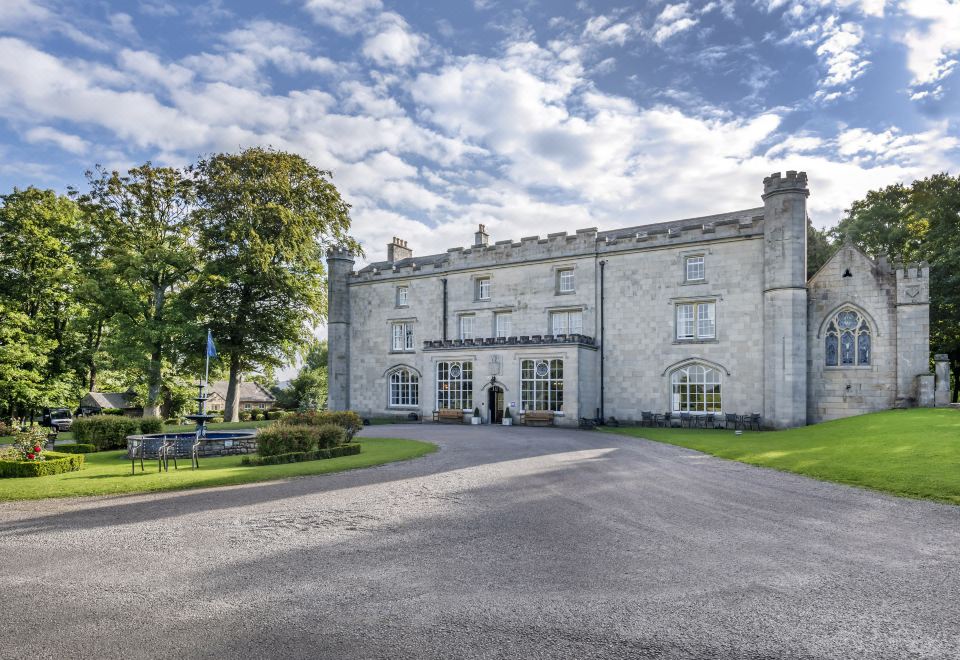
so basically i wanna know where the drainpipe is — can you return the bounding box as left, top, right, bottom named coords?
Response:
left=441, top=278, right=448, bottom=340
left=599, top=259, right=606, bottom=423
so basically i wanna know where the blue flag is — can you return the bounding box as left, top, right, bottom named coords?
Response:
left=206, top=330, right=217, bottom=358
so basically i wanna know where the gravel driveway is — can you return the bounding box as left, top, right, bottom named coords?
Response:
left=1, top=424, right=958, bottom=659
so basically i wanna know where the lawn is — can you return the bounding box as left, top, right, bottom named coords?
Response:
left=604, top=408, right=960, bottom=505
left=0, top=437, right=437, bottom=501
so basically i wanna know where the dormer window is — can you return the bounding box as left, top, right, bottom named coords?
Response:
left=685, top=255, right=705, bottom=282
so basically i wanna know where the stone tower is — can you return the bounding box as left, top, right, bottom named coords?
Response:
left=326, top=247, right=355, bottom=411
left=762, top=171, right=809, bottom=428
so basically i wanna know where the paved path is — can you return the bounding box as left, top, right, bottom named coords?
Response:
left=1, top=425, right=958, bottom=659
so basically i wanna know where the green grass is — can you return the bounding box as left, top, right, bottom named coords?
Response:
left=0, top=437, right=437, bottom=501
left=603, top=408, right=960, bottom=505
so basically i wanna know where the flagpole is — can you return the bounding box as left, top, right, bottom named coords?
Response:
left=203, top=328, right=211, bottom=414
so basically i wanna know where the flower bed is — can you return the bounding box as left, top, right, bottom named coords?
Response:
left=0, top=451, right=85, bottom=478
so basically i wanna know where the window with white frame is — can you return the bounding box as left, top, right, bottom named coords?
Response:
left=391, top=322, right=414, bottom=351
left=436, top=361, right=473, bottom=410
left=676, top=302, right=715, bottom=340
left=459, top=314, right=475, bottom=340
left=521, top=359, right=563, bottom=412
left=671, top=363, right=721, bottom=413
left=825, top=308, right=871, bottom=367
left=475, top=277, right=491, bottom=300
left=558, top=268, right=575, bottom=293
left=685, top=255, right=705, bottom=282
left=389, top=368, right=419, bottom=406
left=243, top=403, right=252, bottom=410
left=551, top=309, right=583, bottom=335
left=495, top=312, right=512, bottom=338
left=396, top=286, right=408, bottom=307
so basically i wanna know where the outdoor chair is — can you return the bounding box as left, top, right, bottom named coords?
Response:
left=679, top=412, right=691, bottom=428
left=640, top=411, right=654, bottom=427
left=662, top=412, right=673, bottom=428
left=704, top=413, right=716, bottom=429
left=749, top=413, right=762, bottom=431
left=724, top=413, right=740, bottom=430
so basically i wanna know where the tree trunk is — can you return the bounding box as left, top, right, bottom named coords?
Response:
left=144, top=344, right=163, bottom=417
left=224, top=352, right=243, bottom=423
left=87, top=319, right=103, bottom=392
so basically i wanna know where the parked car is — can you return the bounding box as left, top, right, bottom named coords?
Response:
left=44, top=408, right=73, bottom=432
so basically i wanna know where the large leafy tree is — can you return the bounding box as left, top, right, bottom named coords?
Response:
left=807, top=221, right=836, bottom=280
left=273, top=340, right=328, bottom=411
left=74, top=164, right=197, bottom=416
left=0, top=188, right=84, bottom=414
left=833, top=173, right=960, bottom=400
left=188, top=148, right=359, bottom=421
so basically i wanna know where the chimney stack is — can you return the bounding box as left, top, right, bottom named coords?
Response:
left=387, top=237, right=412, bottom=262
left=474, top=224, right=489, bottom=248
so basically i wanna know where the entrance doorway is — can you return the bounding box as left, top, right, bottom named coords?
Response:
left=488, top=386, right=504, bottom=424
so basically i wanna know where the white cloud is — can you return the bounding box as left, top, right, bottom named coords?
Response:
left=23, top=126, right=90, bottom=155
left=900, top=0, right=960, bottom=95
left=652, top=3, right=698, bottom=45
left=582, top=15, right=632, bottom=46
left=783, top=14, right=870, bottom=101
left=303, top=0, right=383, bottom=35
left=362, top=13, right=423, bottom=67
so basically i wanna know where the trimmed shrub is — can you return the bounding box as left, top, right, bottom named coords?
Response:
left=101, top=408, right=125, bottom=416
left=139, top=417, right=163, bottom=434
left=266, top=410, right=290, bottom=421
left=279, top=411, right=363, bottom=440
left=0, top=451, right=85, bottom=478
left=55, top=443, right=97, bottom=454
left=211, top=415, right=224, bottom=423
left=255, top=423, right=346, bottom=457
left=239, top=411, right=252, bottom=422
left=72, top=415, right=141, bottom=450
left=241, top=443, right=361, bottom=466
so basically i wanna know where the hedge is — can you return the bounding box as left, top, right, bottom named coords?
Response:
left=72, top=416, right=142, bottom=450
left=241, top=443, right=361, bottom=466
left=54, top=443, right=97, bottom=454
left=139, top=417, right=163, bottom=434
left=0, top=451, right=85, bottom=478
left=256, top=423, right=346, bottom=457
left=280, top=411, right=363, bottom=439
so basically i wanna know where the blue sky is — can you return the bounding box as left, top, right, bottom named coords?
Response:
left=1, top=0, right=958, bottom=266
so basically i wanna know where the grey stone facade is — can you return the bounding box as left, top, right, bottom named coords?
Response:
left=328, top=172, right=934, bottom=428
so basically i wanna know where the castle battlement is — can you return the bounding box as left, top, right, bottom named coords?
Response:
left=762, top=170, right=809, bottom=198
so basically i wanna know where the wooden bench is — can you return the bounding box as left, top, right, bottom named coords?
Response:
left=436, top=409, right=464, bottom=424
left=522, top=411, right=554, bottom=426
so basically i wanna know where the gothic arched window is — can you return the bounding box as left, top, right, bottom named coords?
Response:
left=825, top=309, right=871, bottom=367
left=389, top=368, right=419, bottom=407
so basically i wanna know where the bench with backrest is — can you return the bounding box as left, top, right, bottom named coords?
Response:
left=436, top=409, right=465, bottom=424
left=522, top=411, right=554, bottom=426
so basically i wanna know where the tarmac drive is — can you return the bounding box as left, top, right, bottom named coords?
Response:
left=1, top=424, right=958, bottom=659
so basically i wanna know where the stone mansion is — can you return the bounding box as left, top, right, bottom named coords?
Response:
left=326, top=172, right=935, bottom=428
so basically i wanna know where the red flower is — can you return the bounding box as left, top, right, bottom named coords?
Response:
left=26, top=453, right=35, bottom=460
left=33, top=446, right=42, bottom=453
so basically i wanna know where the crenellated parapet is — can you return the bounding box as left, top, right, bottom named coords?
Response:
left=762, top=170, right=809, bottom=199
left=347, top=208, right=764, bottom=283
